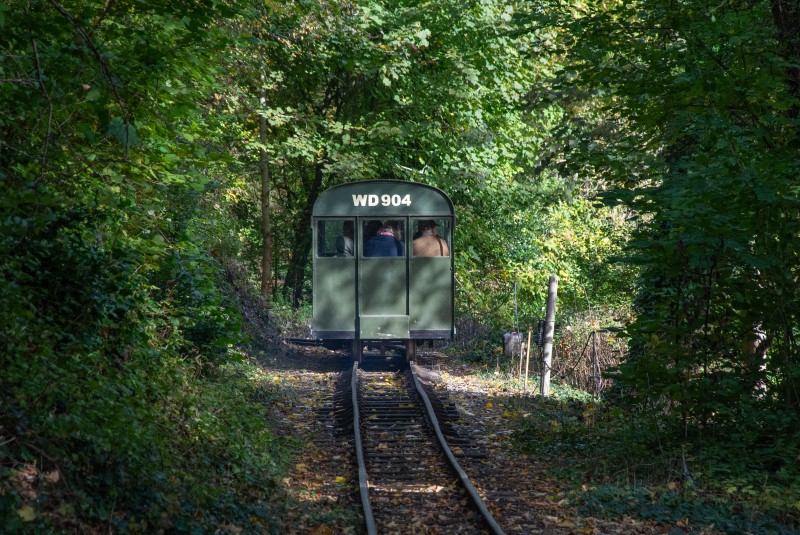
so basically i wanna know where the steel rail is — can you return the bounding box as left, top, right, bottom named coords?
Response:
left=410, top=362, right=507, bottom=535
left=351, top=363, right=377, bottom=535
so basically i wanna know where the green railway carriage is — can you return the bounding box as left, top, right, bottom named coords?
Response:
left=311, top=180, right=455, bottom=361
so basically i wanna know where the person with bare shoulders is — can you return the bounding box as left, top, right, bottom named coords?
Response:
left=413, top=220, right=449, bottom=257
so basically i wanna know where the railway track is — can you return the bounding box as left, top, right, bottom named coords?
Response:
left=348, top=356, right=506, bottom=535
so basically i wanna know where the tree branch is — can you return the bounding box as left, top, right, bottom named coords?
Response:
left=30, top=36, right=53, bottom=179
left=46, top=0, right=132, bottom=154
left=93, top=0, right=116, bottom=30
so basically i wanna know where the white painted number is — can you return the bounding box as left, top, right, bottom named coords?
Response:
left=352, top=193, right=412, bottom=207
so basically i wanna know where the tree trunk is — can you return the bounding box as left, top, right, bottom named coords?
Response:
left=771, top=0, right=800, bottom=117
left=283, top=162, right=325, bottom=308
left=770, top=0, right=800, bottom=406
left=259, top=85, right=272, bottom=298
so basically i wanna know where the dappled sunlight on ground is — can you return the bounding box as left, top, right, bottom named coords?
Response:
left=258, top=344, right=667, bottom=534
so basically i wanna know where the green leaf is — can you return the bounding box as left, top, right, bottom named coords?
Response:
left=108, top=118, right=140, bottom=147
left=86, top=88, right=101, bottom=101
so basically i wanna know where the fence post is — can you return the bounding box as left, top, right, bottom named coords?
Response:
left=591, top=330, right=601, bottom=394
left=524, top=328, right=532, bottom=392
left=540, top=276, right=558, bottom=397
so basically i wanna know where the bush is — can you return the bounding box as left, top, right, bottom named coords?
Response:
left=0, top=192, right=289, bottom=533
left=512, top=390, right=800, bottom=533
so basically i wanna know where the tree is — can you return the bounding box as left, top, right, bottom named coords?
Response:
left=519, top=0, right=800, bottom=435
left=215, top=1, right=510, bottom=305
left=1, top=1, right=289, bottom=530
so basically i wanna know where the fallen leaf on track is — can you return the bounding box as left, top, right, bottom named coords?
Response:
left=18, top=505, right=36, bottom=522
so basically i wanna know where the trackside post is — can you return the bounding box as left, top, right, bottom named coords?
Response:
left=540, top=276, right=558, bottom=396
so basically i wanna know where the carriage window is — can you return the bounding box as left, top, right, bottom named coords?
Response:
left=316, top=219, right=354, bottom=257
left=363, top=219, right=406, bottom=257
left=411, top=218, right=451, bottom=257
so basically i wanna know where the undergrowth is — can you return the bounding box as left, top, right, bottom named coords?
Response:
left=1, top=240, right=293, bottom=533
left=269, top=293, right=313, bottom=340
left=450, top=314, right=800, bottom=533
left=511, top=394, right=800, bottom=534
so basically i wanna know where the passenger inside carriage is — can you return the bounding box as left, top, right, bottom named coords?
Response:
left=363, top=219, right=382, bottom=249
left=413, top=220, right=449, bottom=257
left=388, top=220, right=405, bottom=255
left=335, top=220, right=354, bottom=257
left=364, top=221, right=405, bottom=257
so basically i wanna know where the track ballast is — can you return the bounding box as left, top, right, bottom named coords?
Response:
left=349, top=356, right=506, bottom=535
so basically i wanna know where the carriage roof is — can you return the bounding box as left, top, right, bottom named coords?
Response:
left=312, top=180, right=454, bottom=217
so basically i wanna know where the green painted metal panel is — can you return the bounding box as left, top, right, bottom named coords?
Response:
left=313, top=180, right=454, bottom=217
left=359, top=315, right=410, bottom=339
left=359, top=255, right=408, bottom=338
left=312, top=180, right=455, bottom=342
left=409, top=258, right=452, bottom=331
left=312, top=258, right=356, bottom=333
left=359, top=257, right=406, bottom=316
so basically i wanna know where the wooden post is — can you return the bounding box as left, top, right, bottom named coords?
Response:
left=540, top=276, right=558, bottom=396
left=524, top=328, right=532, bottom=392
left=591, top=330, right=600, bottom=394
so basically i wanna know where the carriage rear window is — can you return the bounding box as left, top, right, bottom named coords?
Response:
left=411, top=218, right=451, bottom=257
left=316, top=220, right=354, bottom=257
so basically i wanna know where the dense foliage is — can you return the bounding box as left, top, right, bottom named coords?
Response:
left=510, top=0, right=800, bottom=528
left=529, top=0, right=800, bottom=452
left=3, top=0, right=799, bottom=531
left=1, top=1, right=287, bottom=532
left=227, top=0, right=637, bottom=318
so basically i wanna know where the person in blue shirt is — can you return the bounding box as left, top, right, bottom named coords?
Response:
left=364, top=221, right=405, bottom=257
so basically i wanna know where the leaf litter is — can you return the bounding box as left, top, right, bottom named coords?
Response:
left=258, top=345, right=676, bottom=534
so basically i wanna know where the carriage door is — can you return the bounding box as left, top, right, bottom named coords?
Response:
left=358, top=218, right=409, bottom=339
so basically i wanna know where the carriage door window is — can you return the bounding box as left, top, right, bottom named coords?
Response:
left=362, top=219, right=406, bottom=257
left=317, top=219, right=355, bottom=257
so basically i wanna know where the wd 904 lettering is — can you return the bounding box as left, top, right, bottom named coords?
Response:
left=352, top=194, right=412, bottom=207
